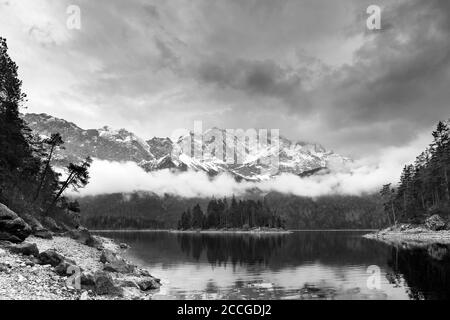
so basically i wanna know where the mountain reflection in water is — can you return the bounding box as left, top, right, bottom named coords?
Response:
left=97, top=231, right=450, bottom=300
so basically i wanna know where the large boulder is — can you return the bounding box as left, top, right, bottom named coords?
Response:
left=0, top=232, right=21, bottom=243
left=42, top=217, right=63, bottom=233
left=134, top=268, right=152, bottom=277
left=425, top=214, right=447, bottom=231
left=21, top=213, right=43, bottom=231
left=93, top=271, right=123, bottom=296
left=38, top=249, right=65, bottom=267
left=0, top=203, right=32, bottom=243
left=54, top=260, right=79, bottom=276
left=116, top=279, right=140, bottom=289
left=34, top=229, right=53, bottom=239
left=115, top=275, right=160, bottom=291
left=103, top=262, right=135, bottom=274
left=66, top=227, right=91, bottom=243
left=20, top=214, right=53, bottom=239
left=100, top=249, right=117, bottom=264
left=85, top=235, right=103, bottom=250
left=65, top=227, right=103, bottom=249
left=137, top=277, right=161, bottom=291
left=8, top=242, right=39, bottom=257
left=100, top=249, right=135, bottom=274
left=80, top=271, right=96, bottom=287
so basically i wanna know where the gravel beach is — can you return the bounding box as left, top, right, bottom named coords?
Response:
left=0, top=235, right=161, bottom=300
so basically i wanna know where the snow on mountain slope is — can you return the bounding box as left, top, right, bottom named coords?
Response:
left=23, top=113, right=352, bottom=180
left=148, top=127, right=352, bottom=180
left=24, top=113, right=155, bottom=166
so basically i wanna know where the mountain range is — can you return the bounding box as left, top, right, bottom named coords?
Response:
left=23, top=113, right=351, bottom=181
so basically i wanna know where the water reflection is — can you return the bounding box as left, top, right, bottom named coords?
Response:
left=97, top=231, right=450, bottom=300
left=387, top=243, right=450, bottom=300
left=173, top=231, right=391, bottom=270
left=176, top=233, right=286, bottom=268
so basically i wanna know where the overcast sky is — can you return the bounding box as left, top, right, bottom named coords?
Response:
left=1, top=0, right=449, bottom=159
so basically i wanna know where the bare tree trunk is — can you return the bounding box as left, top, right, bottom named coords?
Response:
left=385, top=209, right=392, bottom=226
left=391, top=202, right=397, bottom=226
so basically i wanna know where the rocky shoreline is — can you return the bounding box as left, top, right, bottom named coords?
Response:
left=0, top=234, right=161, bottom=300
left=364, top=228, right=450, bottom=245
left=1, top=200, right=161, bottom=300
left=364, top=215, right=450, bottom=245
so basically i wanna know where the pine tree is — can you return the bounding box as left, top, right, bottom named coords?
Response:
left=0, top=37, right=51, bottom=212
left=46, top=157, right=92, bottom=215
left=191, top=204, right=204, bottom=229
left=381, top=119, right=450, bottom=225
left=178, top=197, right=284, bottom=230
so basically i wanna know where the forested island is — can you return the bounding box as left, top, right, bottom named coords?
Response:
left=176, top=198, right=286, bottom=231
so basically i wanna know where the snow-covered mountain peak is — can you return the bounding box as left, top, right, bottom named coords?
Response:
left=23, top=113, right=352, bottom=181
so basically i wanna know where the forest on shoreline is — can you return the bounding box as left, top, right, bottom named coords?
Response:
left=380, top=120, right=450, bottom=225
left=74, top=119, right=450, bottom=232
left=1, top=37, right=91, bottom=236
left=79, top=192, right=388, bottom=230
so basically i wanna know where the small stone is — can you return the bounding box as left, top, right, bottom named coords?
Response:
left=80, top=291, right=90, bottom=300
left=25, top=260, right=35, bottom=267
left=119, top=243, right=130, bottom=249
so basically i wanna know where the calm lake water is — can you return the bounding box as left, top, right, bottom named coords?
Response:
left=97, top=230, right=450, bottom=300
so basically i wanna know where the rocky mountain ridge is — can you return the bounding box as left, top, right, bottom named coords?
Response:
left=23, top=113, right=352, bottom=180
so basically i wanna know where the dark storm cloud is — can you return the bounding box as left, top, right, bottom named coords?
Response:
left=313, top=0, right=450, bottom=153
left=196, top=57, right=307, bottom=108
left=180, top=0, right=450, bottom=155
left=2, top=0, right=450, bottom=159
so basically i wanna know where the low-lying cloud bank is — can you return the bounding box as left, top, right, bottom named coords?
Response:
left=70, top=131, right=431, bottom=199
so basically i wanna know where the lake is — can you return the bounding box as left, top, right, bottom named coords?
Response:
left=97, top=230, right=450, bottom=300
